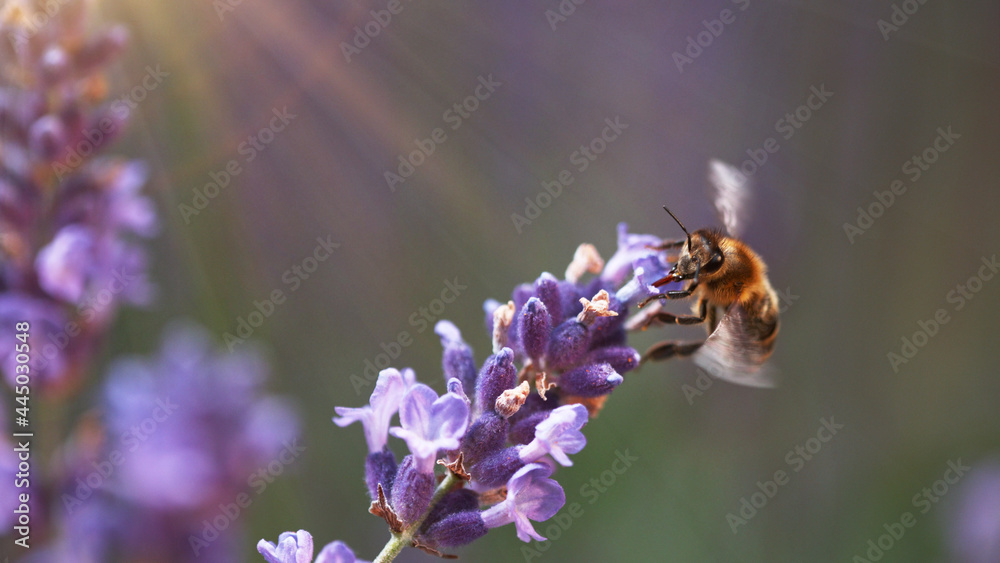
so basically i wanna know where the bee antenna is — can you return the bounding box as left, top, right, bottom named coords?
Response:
left=662, top=205, right=691, bottom=247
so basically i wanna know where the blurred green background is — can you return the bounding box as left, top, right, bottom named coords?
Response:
left=92, top=0, right=998, bottom=561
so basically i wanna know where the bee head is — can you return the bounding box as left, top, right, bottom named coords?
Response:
left=656, top=206, right=725, bottom=285
left=669, top=229, right=725, bottom=281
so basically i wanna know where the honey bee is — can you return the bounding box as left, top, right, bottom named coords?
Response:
left=630, top=160, right=779, bottom=387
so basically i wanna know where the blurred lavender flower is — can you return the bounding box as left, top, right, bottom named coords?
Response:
left=948, top=461, right=1000, bottom=563
left=33, top=322, right=302, bottom=562
left=0, top=0, right=156, bottom=392
left=100, top=323, right=299, bottom=510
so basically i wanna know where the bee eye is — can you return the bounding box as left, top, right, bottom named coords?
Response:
left=703, top=252, right=724, bottom=273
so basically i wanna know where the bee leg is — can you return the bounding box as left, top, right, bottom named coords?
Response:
left=641, top=263, right=702, bottom=307
left=706, top=304, right=719, bottom=334
left=641, top=340, right=704, bottom=363
left=637, top=299, right=708, bottom=330
left=637, top=285, right=697, bottom=307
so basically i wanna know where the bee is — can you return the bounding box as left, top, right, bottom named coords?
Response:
left=629, top=160, right=779, bottom=387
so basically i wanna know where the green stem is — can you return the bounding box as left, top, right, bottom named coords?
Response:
left=373, top=471, right=460, bottom=563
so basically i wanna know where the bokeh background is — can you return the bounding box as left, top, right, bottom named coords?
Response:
left=54, top=0, right=1000, bottom=561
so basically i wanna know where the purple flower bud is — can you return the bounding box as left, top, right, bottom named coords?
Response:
left=391, top=455, right=435, bottom=525
left=558, top=363, right=623, bottom=397
left=587, top=346, right=640, bottom=374
left=257, top=529, right=313, bottom=563
left=471, top=446, right=524, bottom=489
left=35, top=224, right=94, bottom=302
left=460, top=412, right=509, bottom=465
left=447, top=378, right=469, bottom=405
left=588, top=294, right=627, bottom=349
left=509, top=411, right=549, bottom=445
left=435, top=320, right=478, bottom=393
left=518, top=298, right=551, bottom=361
left=481, top=464, right=566, bottom=542
left=546, top=320, right=588, bottom=371
left=511, top=283, right=534, bottom=314
left=39, top=47, right=70, bottom=85
left=364, top=448, right=397, bottom=501
left=557, top=281, right=584, bottom=319
left=28, top=114, right=66, bottom=160
left=74, top=26, right=129, bottom=75
left=423, top=511, right=489, bottom=548
left=475, top=348, right=516, bottom=413
left=518, top=405, right=588, bottom=466
left=534, top=272, right=564, bottom=325
left=421, top=488, right=480, bottom=534
left=315, top=540, right=369, bottom=563
left=510, top=283, right=535, bottom=342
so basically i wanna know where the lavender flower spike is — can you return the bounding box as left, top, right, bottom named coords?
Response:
left=334, top=368, right=406, bottom=453
left=518, top=404, right=588, bottom=466
left=481, top=464, right=566, bottom=542
left=390, top=380, right=470, bottom=474
left=257, top=529, right=313, bottom=563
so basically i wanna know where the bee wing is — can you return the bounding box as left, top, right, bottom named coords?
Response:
left=707, top=159, right=752, bottom=238
left=693, top=302, right=776, bottom=388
